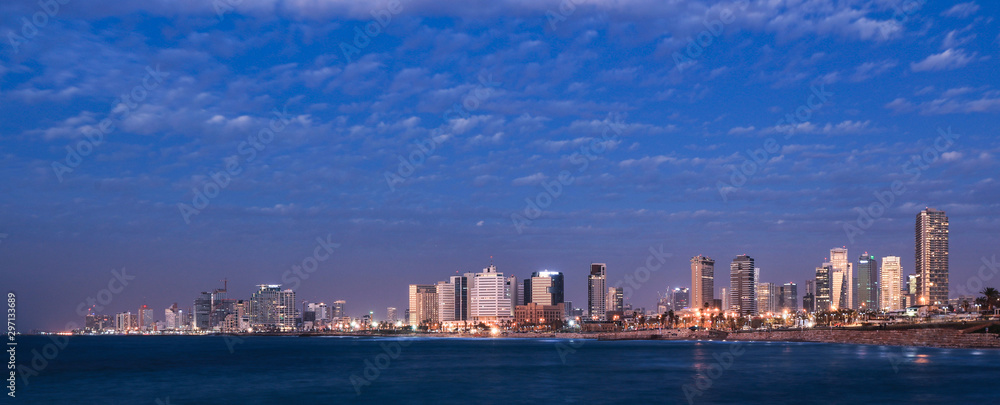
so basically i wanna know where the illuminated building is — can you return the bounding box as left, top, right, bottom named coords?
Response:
left=408, top=284, right=438, bottom=326
left=588, top=263, right=607, bottom=320
left=880, top=256, right=902, bottom=311
left=690, top=256, right=715, bottom=310
left=730, top=255, right=756, bottom=315
left=916, top=208, right=949, bottom=306
left=249, top=284, right=297, bottom=331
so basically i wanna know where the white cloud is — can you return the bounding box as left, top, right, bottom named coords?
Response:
left=511, top=172, right=547, bottom=186
left=941, top=2, right=980, bottom=18
left=911, top=49, right=975, bottom=72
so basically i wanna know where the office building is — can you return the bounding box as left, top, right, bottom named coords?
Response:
left=916, top=208, right=949, bottom=306
left=386, top=307, right=397, bottom=324
left=730, top=255, right=756, bottom=315
left=607, top=286, right=624, bottom=313
left=138, top=304, right=154, bottom=331
left=856, top=254, right=879, bottom=311
left=830, top=247, right=853, bottom=309
left=880, top=256, right=902, bottom=311
left=815, top=263, right=832, bottom=311
left=437, top=280, right=456, bottom=322
left=469, top=264, right=511, bottom=322
left=757, top=283, right=777, bottom=315
left=506, top=275, right=518, bottom=317
left=408, top=284, right=439, bottom=327
left=115, top=312, right=136, bottom=332
left=780, top=282, right=798, bottom=312
left=249, top=284, right=297, bottom=331
left=526, top=270, right=564, bottom=306
left=164, top=303, right=181, bottom=330
left=332, top=300, right=346, bottom=319
left=720, top=287, right=729, bottom=312
left=690, top=255, right=715, bottom=310
left=514, top=303, right=565, bottom=328
left=671, top=287, right=689, bottom=311
left=588, top=263, right=607, bottom=321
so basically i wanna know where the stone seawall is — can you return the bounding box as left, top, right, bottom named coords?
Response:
left=724, top=328, right=1000, bottom=349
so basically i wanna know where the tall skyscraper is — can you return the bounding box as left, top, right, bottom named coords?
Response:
left=138, top=304, right=154, bottom=331
left=607, top=287, right=625, bottom=313
left=690, top=256, right=715, bottom=310
left=916, top=208, right=949, bottom=306
left=880, top=256, right=902, bottom=311
left=730, top=255, right=756, bottom=315
left=830, top=247, right=853, bottom=309
left=856, top=254, right=879, bottom=311
left=437, top=280, right=456, bottom=322
left=469, top=264, right=511, bottom=323
left=386, top=307, right=397, bottom=324
left=116, top=312, right=136, bottom=332
left=164, top=303, right=180, bottom=330
left=249, top=284, right=296, bottom=331
left=720, top=287, right=729, bottom=312
left=193, top=292, right=211, bottom=330
left=815, top=263, right=832, bottom=311
left=757, top=283, right=777, bottom=315
left=780, top=282, right=798, bottom=312
left=803, top=280, right=815, bottom=312
left=506, top=275, right=518, bottom=317
left=527, top=270, right=564, bottom=306
left=408, top=284, right=439, bottom=326
left=332, top=300, right=346, bottom=320
left=588, top=263, right=607, bottom=320
left=671, top=287, right=689, bottom=311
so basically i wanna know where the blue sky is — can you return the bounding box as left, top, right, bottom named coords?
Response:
left=2, top=0, right=999, bottom=330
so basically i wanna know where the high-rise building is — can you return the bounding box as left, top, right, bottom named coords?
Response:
left=193, top=292, right=212, bottom=330
left=856, top=254, right=879, bottom=311
left=506, top=275, right=518, bottom=317
left=164, top=303, right=180, bottom=330
left=880, top=256, right=902, bottom=311
left=815, top=263, right=832, bottom=311
left=780, top=283, right=798, bottom=312
left=588, top=263, right=607, bottom=321
left=720, top=287, right=729, bottom=312
left=249, top=284, right=297, bottom=331
left=469, top=264, right=511, bottom=322
left=115, top=312, right=136, bottom=332
left=437, top=280, right=456, bottom=322
left=138, top=304, right=154, bottom=331
left=690, top=256, right=715, bottom=310
left=757, top=283, right=777, bottom=315
left=386, top=307, right=397, bottom=324
left=916, top=208, right=949, bottom=306
left=671, top=287, right=689, bottom=311
left=607, top=287, right=625, bottom=314
left=730, top=255, right=756, bottom=315
left=332, top=300, right=346, bottom=319
left=408, top=284, right=439, bottom=327
left=803, top=279, right=815, bottom=312
left=527, top=270, right=564, bottom=306
left=830, top=247, right=853, bottom=309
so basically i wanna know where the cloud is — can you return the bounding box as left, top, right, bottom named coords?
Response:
left=727, top=126, right=755, bottom=135
left=911, top=49, right=975, bottom=72
left=941, top=2, right=980, bottom=18
left=511, top=172, right=547, bottom=186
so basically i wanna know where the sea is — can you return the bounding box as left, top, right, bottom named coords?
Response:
left=10, top=335, right=1000, bottom=404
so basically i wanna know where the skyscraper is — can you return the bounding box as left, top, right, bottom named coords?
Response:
left=720, top=287, right=729, bottom=312
left=815, top=263, right=832, bottom=311
left=607, top=287, right=624, bottom=313
left=193, top=292, right=211, bottom=330
left=730, top=255, right=756, bottom=315
left=588, top=263, right=607, bottom=321
left=856, top=254, right=879, bottom=311
left=469, top=264, right=511, bottom=323
left=138, top=304, right=154, bottom=331
left=757, top=283, right=777, bottom=315
left=437, top=280, right=456, bottom=322
left=830, top=247, right=853, bottom=309
left=780, top=282, right=798, bottom=312
left=916, top=208, right=949, bottom=306
left=527, top=270, right=564, bottom=306
left=803, top=280, right=815, bottom=312
left=671, top=287, right=689, bottom=311
left=880, top=256, right=902, bottom=311
left=332, top=300, right=346, bottom=320
left=690, top=256, right=715, bottom=310
left=506, top=275, right=518, bottom=317
left=164, top=303, right=180, bottom=330
left=386, top=307, right=397, bottom=324
left=249, top=284, right=296, bottom=332
left=408, top=284, right=439, bottom=327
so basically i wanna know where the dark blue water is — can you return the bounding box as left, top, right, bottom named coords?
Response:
left=10, top=335, right=1000, bottom=404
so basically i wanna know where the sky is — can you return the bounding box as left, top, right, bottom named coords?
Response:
left=2, top=0, right=999, bottom=331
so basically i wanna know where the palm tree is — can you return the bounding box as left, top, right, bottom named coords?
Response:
left=980, top=287, right=1000, bottom=311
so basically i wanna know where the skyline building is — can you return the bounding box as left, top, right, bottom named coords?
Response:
left=757, top=283, right=777, bottom=315
left=249, top=284, right=296, bottom=332
left=469, top=264, right=511, bottom=323
left=115, top=311, right=136, bottom=332
left=386, top=307, right=397, bottom=324
left=720, top=287, right=729, bottom=312
left=830, top=247, right=854, bottom=309
left=881, top=256, right=903, bottom=311
left=730, top=255, right=757, bottom=316
left=670, top=287, right=689, bottom=311
left=332, top=300, right=346, bottom=320
left=916, top=208, right=949, bottom=306
left=815, top=263, right=832, bottom=311
left=780, top=282, right=798, bottom=312
left=857, top=254, right=879, bottom=311
left=607, top=287, right=624, bottom=314
left=690, top=255, right=715, bottom=310
left=506, top=275, right=518, bottom=317
left=436, top=280, right=456, bottom=322
left=408, top=284, right=439, bottom=327
left=193, top=292, right=211, bottom=330
left=588, top=263, right=607, bottom=321
left=164, top=303, right=181, bottom=330
left=525, top=270, right=564, bottom=306
left=138, top=304, right=154, bottom=331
